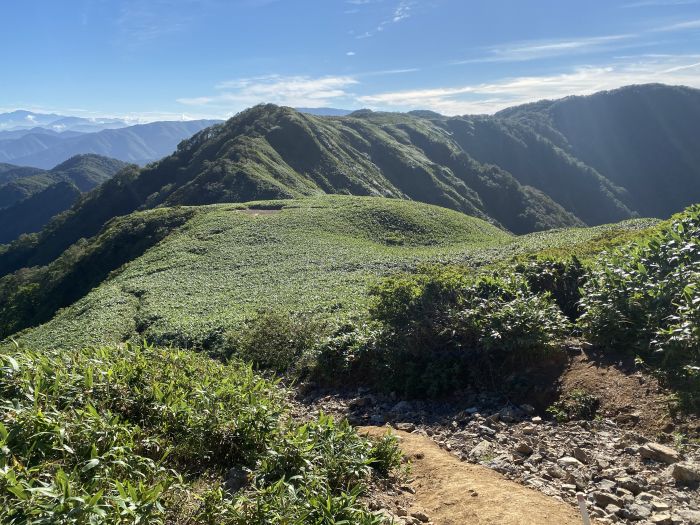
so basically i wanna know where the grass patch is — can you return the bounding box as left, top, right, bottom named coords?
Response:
left=0, top=341, right=401, bottom=523
left=5, top=196, right=655, bottom=354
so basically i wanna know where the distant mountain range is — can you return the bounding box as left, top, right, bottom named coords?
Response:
left=0, top=110, right=129, bottom=133
left=0, top=154, right=128, bottom=243
left=1, top=83, right=699, bottom=276
left=296, top=107, right=353, bottom=116
left=0, top=119, right=220, bottom=168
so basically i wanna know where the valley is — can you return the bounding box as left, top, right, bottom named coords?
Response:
left=1, top=84, right=699, bottom=525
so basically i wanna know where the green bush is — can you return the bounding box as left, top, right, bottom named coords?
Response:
left=514, top=256, right=586, bottom=320
left=227, top=309, right=327, bottom=374
left=580, top=205, right=700, bottom=375
left=362, top=267, right=569, bottom=396
left=0, top=342, right=399, bottom=523
left=311, top=321, right=382, bottom=386
left=547, top=389, right=600, bottom=422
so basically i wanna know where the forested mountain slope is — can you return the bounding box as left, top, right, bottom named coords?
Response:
left=1, top=84, right=698, bottom=278
left=496, top=83, right=700, bottom=218
left=0, top=154, right=129, bottom=242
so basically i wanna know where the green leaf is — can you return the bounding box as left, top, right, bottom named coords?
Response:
left=81, top=458, right=100, bottom=472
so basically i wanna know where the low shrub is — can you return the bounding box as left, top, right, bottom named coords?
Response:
left=547, top=389, right=600, bottom=422
left=356, top=267, right=570, bottom=397
left=226, top=309, right=328, bottom=374
left=580, top=205, right=700, bottom=380
left=0, top=342, right=400, bottom=523
left=514, top=256, right=587, bottom=321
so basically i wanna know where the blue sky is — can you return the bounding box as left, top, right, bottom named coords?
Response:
left=2, top=0, right=700, bottom=121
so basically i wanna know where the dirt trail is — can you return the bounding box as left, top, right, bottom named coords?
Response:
left=362, top=426, right=587, bottom=525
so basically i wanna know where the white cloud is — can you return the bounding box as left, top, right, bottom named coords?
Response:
left=178, top=75, right=359, bottom=109
left=354, top=0, right=415, bottom=38
left=654, top=18, right=700, bottom=31
left=392, top=1, right=412, bottom=22
left=347, top=51, right=356, bottom=56
left=357, top=55, right=700, bottom=114
left=622, top=0, right=698, bottom=7
left=456, top=34, right=635, bottom=64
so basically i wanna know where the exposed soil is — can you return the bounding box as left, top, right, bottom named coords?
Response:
left=558, top=348, right=675, bottom=435
left=293, top=344, right=700, bottom=524
left=361, top=426, right=588, bottom=525
left=234, top=208, right=282, bottom=216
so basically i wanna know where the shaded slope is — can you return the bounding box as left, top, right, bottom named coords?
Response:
left=497, top=83, right=700, bottom=218
left=436, top=116, right=634, bottom=225
left=0, top=163, right=45, bottom=184
left=0, top=181, right=82, bottom=243
left=0, top=154, right=128, bottom=209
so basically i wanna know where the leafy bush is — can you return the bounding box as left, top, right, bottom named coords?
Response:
left=547, top=389, right=600, bottom=422
left=311, top=321, right=382, bottom=386
left=514, top=256, right=587, bottom=320
left=580, top=205, right=700, bottom=376
left=360, top=267, right=569, bottom=396
left=0, top=342, right=400, bottom=523
left=197, top=416, right=401, bottom=524
left=226, top=309, right=327, bottom=374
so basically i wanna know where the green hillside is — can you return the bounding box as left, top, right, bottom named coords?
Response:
left=0, top=154, right=129, bottom=243
left=3, top=196, right=657, bottom=354
left=3, top=84, right=699, bottom=279
left=496, top=84, right=700, bottom=218
left=4, top=197, right=506, bottom=348
left=0, top=154, right=127, bottom=210
left=0, top=163, right=45, bottom=186
left=0, top=181, right=82, bottom=244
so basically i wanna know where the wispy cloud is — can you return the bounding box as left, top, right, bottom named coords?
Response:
left=114, top=0, right=218, bottom=48
left=621, top=0, right=698, bottom=7
left=178, top=75, right=359, bottom=110
left=453, top=14, right=700, bottom=65
left=353, top=0, right=416, bottom=39
left=358, top=55, right=700, bottom=114
left=359, top=67, right=420, bottom=76
left=654, top=17, right=700, bottom=31
left=455, top=34, right=635, bottom=64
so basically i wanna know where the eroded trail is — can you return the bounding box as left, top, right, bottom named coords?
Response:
left=362, top=426, right=585, bottom=525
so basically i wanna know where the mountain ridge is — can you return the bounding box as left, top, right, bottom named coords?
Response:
left=0, top=154, right=130, bottom=243
left=0, top=119, right=221, bottom=168
left=1, top=83, right=698, bottom=279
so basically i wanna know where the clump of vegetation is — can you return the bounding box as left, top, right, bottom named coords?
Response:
left=226, top=308, right=328, bottom=373
left=580, top=205, right=700, bottom=407
left=325, top=267, right=570, bottom=397
left=547, top=389, right=600, bottom=422
left=514, top=256, right=586, bottom=320
left=0, top=342, right=401, bottom=523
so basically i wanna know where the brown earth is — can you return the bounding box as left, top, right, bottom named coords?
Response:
left=559, top=348, right=675, bottom=435
left=234, top=208, right=282, bottom=216
left=362, top=426, right=593, bottom=525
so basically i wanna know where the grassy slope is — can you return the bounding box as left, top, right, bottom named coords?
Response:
left=10, top=196, right=657, bottom=351
left=6, top=85, right=700, bottom=277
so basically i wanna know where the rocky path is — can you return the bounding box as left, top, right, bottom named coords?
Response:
left=362, top=426, right=586, bottom=525
left=292, top=350, right=700, bottom=524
